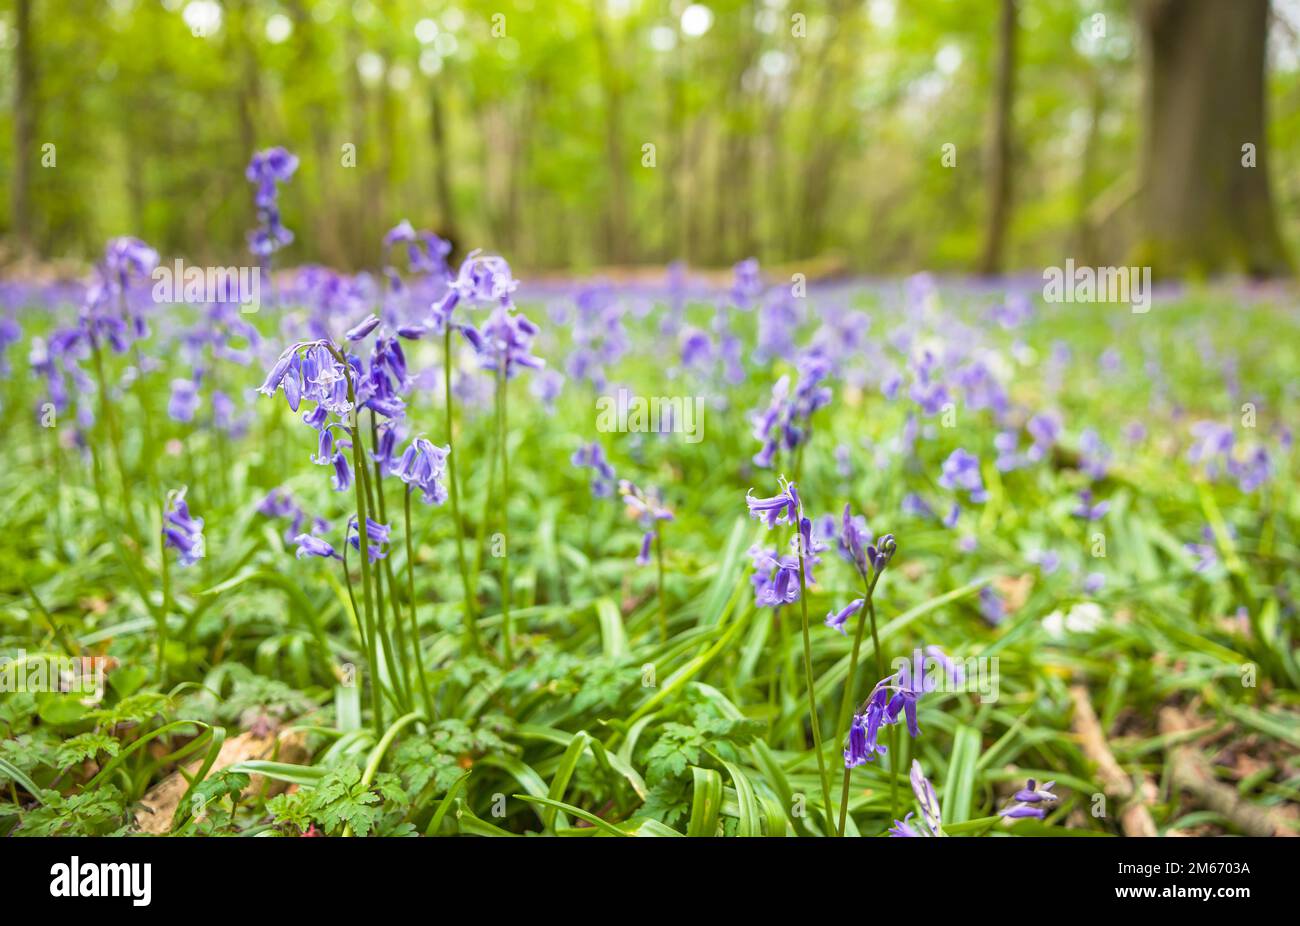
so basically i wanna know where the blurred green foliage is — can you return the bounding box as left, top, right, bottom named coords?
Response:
left=1, top=0, right=1298, bottom=271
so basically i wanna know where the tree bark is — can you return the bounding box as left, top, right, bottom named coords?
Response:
left=978, top=0, right=1017, bottom=274
left=1137, top=0, right=1290, bottom=276
left=11, top=0, right=36, bottom=257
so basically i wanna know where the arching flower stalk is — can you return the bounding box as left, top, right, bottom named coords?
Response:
left=829, top=506, right=898, bottom=835
left=621, top=479, right=675, bottom=641
left=258, top=337, right=386, bottom=735
left=750, top=476, right=837, bottom=836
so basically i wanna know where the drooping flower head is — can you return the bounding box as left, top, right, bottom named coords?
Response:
left=478, top=304, right=545, bottom=380
left=938, top=448, right=988, bottom=502
left=294, top=533, right=340, bottom=560
left=347, top=516, right=390, bottom=563
left=824, top=598, right=864, bottom=636
left=619, top=479, right=674, bottom=566
left=449, top=250, right=519, bottom=307
left=745, top=475, right=801, bottom=530
left=393, top=437, right=450, bottom=504
left=999, top=778, right=1058, bottom=820
left=572, top=442, right=617, bottom=497
left=1071, top=488, right=1110, bottom=521
left=162, top=489, right=205, bottom=567
left=750, top=351, right=834, bottom=469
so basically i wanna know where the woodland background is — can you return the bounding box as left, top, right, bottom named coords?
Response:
left=2, top=0, right=1298, bottom=276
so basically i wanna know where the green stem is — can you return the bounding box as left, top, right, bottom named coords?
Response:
left=836, top=569, right=884, bottom=836
left=89, top=338, right=137, bottom=536
left=367, top=413, right=412, bottom=709
left=443, top=325, right=480, bottom=655
left=795, top=525, right=836, bottom=837
left=496, top=360, right=513, bottom=665
left=332, top=346, right=383, bottom=738
left=404, top=487, right=435, bottom=718
left=655, top=527, right=668, bottom=641
left=157, top=526, right=171, bottom=686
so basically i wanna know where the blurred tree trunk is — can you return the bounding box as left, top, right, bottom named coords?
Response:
left=978, top=0, right=1017, bottom=274
left=592, top=2, right=629, bottom=265
left=1137, top=0, right=1290, bottom=276
left=428, top=75, right=460, bottom=256
left=11, top=0, right=36, bottom=257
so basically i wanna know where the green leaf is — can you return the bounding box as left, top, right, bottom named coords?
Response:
left=686, top=766, right=723, bottom=837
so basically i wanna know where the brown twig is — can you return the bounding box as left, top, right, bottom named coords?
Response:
left=1157, top=707, right=1293, bottom=837
left=1069, top=685, right=1158, bottom=837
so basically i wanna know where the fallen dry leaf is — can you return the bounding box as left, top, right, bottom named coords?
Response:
left=133, top=727, right=310, bottom=835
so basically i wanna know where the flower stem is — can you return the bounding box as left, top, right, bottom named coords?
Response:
left=356, top=420, right=410, bottom=711
left=655, top=527, right=668, bottom=641
left=89, top=338, right=137, bottom=536
left=443, top=325, right=480, bottom=655
left=367, top=413, right=412, bottom=709
left=157, top=533, right=171, bottom=685
left=795, top=533, right=837, bottom=837
left=333, top=349, right=383, bottom=738
left=496, top=360, right=513, bottom=665
left=835, top=569, right=884, bottom=836
left=404, top=487, right=435, bottom=718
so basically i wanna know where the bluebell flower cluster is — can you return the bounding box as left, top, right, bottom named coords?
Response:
left=246, top=147, right=298, bottom=259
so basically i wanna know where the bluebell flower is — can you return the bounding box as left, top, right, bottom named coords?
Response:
left=938, top=448, right=988, bottom=502
left=888, top=760, right=944, bottom=837
left=294, top=533, right=340, bottom=560
left=345, top=313, right=381, bottom=341
left=1229, top=445, right=1271, bottom=492
left=1028, top=548, right=1060, bottom=574
left=620, top=480, right=674, bottom=526
left=393, top=437, right=449, bottom=504
left=745, top=476, right=801, bottom=529
left=749, top=548, right=802, bottom=607
left=331, top=450, right=352, bottom=492
left=530, top=368, right=565, bottom=414
left=103, top=237, right=159, bottom=290
left=162, top=490, right=205, bottom=567
left=478, top=305, right=545, bottom=380
left=1071, top=488, right=1110, bottom=521
left=246, top=147, right=298, bottom=260
left=885, top=658, right=922, bottom=738
left=168, top=378, right=201, bottom=423
left=1078, top=428, right=1111, bottom=480
left=824, top=598, right=863, bottom=635
left=730, top=257, right=763, bottom=309
left=1026, top=412, right=1061, bottom=462
left=312, top=427, right=334, bottom=465
left=572, top=442, right=616, bottom=497
left=979, top=585, right=1006, bottom=625
left=636, top=531, right=654, bottom=566
left=348, top=516, right=390, bottom=563
left=842, top=711, right=885, bottom=768
left=449, top=250, right=518, bottom=306
left=1000, top=778, right=1057, bottom=819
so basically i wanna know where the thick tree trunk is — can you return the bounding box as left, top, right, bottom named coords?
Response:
left=11, top=0, right=36, bottom=257
left=1137, top=0, right=1290, bottom=276
left=978, top=0, right=1017, bottom=274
